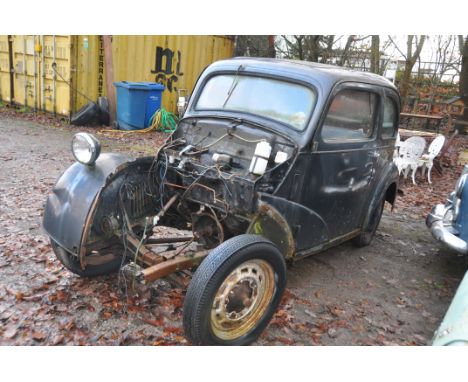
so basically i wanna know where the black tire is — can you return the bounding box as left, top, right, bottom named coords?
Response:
left=70, top=101, right=99, bottom=126
left=50, top=239, right=123, bottom=277
left=97, top=96, right=110, bottom=125
left=353, top=197, right=385, bottom=247
left=183, top=234, right=287, bottom=345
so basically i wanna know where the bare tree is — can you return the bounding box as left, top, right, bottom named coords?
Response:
left=378, top=38, right=395, bottom=75
left=277, top=35, right=340, bottom=63
left=320, top=35, right=335, bottom=63
left=338, top=35, right=356, bottom=66
left=234, top=36, right=274, bottom=57
left=304, top=36, right=321, bottom=62
left=389, top=35, right=426, bottom=108
left=280, top=35, right=305, bottom=60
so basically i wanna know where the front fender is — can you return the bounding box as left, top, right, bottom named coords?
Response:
left=258, top=193, right=329, bottom=253
left=43, top=153, right=133, bottom=255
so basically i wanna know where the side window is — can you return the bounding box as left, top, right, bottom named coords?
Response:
left=321, top=89, right=378, bottom=142
left=382, top=96, right=398, bottom=138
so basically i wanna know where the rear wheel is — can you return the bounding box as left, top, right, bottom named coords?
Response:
left=353, top=197, right=385, bottom=247
left=183, top=234, right=286, bottom=345
left=50, top=239, right=123, bottom=277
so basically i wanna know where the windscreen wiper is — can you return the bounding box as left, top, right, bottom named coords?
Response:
left=222, top=64, right=244, bottom=108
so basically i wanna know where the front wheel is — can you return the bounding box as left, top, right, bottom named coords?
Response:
left=50, top=240, right=123, bottom=277
left=183, top=234, right=287, bottom=345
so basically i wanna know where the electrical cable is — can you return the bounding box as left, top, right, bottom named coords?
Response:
left=132, top=217, right=148, bottom=290
left=51, top=62, right=95, bottom=104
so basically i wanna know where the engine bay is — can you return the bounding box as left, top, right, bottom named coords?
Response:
left=156, top=117, right=296, bottom=213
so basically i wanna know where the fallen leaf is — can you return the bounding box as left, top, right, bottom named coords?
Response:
left=51, top=334, right=65, bottom=345
left=32, top=331, right=47, bottom=341
left=15, top=292, right=24, bottom=301
left=142, top=315, right=164, bottom=327
left=4, top=327, right=18, bottom=339
left=102, top=311, right=112, bottom=319
left=163, top=326, right=184, bottom=336
left=276, top=336, right=295, bottom=345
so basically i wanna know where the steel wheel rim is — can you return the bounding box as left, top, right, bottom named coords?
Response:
left=210, top=259, right=276, bottom=341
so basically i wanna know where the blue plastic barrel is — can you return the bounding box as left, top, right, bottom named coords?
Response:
left=113, top=81, right=165, bottom=130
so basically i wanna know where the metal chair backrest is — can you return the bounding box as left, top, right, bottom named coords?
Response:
left=402, top=136, right=426, bottom=160
left=427, top=135, right=445, bottom=159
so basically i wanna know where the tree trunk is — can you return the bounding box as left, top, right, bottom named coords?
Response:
left=459, top=35, right=468, bottom=124
left=339, top=35, right=355, bottom=66
left=305, top=35, right=321, bottom=62
left=370, top=35, right=380, bottom=74
left=294, top=36, right=304, bottom=61
left=268, top=35, right=276, bottom=58
left=320, top=35, right=334, bottom=63
left=400, top=35, right=426, bottom=109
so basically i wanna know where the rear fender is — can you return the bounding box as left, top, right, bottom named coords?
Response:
left=362, top=162, right=399, bottom=229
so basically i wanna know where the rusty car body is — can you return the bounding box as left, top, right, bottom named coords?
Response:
left=43, top=58, right=400, bottom=345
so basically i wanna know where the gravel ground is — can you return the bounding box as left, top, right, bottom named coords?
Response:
left=0, top=112, right=466, bottom=345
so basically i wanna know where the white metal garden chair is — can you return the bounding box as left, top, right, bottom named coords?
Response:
left=414, top=135, right=446, bottom=184
left=393, top=136, right=426, bottom=185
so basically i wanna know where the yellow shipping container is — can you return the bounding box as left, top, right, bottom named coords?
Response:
left=0, top=35, right=234, bottom=117
left=0, top=35, right=12, bottom=103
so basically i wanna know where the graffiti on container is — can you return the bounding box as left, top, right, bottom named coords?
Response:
left=98, top=36, right=104, bottom=97
left=151, top=47, right=183, bottom=92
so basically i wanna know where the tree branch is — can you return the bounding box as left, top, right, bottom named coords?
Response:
left=387, top=35, right=406, bottom=59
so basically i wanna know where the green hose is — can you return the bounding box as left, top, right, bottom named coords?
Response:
left=149, top=107, right=179, bottom=133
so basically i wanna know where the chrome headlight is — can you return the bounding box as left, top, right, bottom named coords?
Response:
left=71, top=133, right=101, bottom=165
left=455, top=174, right=467, bottom=199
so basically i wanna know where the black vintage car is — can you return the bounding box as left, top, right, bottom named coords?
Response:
left=43, top=58, right=400, bottom=345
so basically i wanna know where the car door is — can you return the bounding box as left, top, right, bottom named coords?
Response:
left=303, top=82, right=382, bottom=240
left=377, top=88, right=400, bottom=164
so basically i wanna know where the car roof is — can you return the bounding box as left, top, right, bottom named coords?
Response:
left=208, top=57, right=398, bottom=92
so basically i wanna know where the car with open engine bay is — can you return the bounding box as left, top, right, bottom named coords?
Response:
left=43, top=57, right=400, bottom=345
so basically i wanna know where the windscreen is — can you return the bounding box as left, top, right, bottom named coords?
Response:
left=195, top=74, right=316, bottom=131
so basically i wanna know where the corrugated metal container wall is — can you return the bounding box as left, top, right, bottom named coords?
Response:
left=5, top=35, right=73, bottom=115
left=0, top=35, right=234, bottom=117
left=42, top=35, right=74, bottom=115
left=74, top=35, right=234, bottom=114
left=0, top=36, right=12, bottom=103
left=11, top=35, right=37, bottom=110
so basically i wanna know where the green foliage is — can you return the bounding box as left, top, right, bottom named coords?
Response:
left=17, top=106, right=31, bottom=113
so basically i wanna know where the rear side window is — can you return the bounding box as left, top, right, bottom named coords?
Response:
left=382, top=97, right=398, bottom=138
left=321, top=89, right=378, bottom=141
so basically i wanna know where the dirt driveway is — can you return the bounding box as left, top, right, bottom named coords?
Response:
left=0, top=114, right=466, bottom=345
